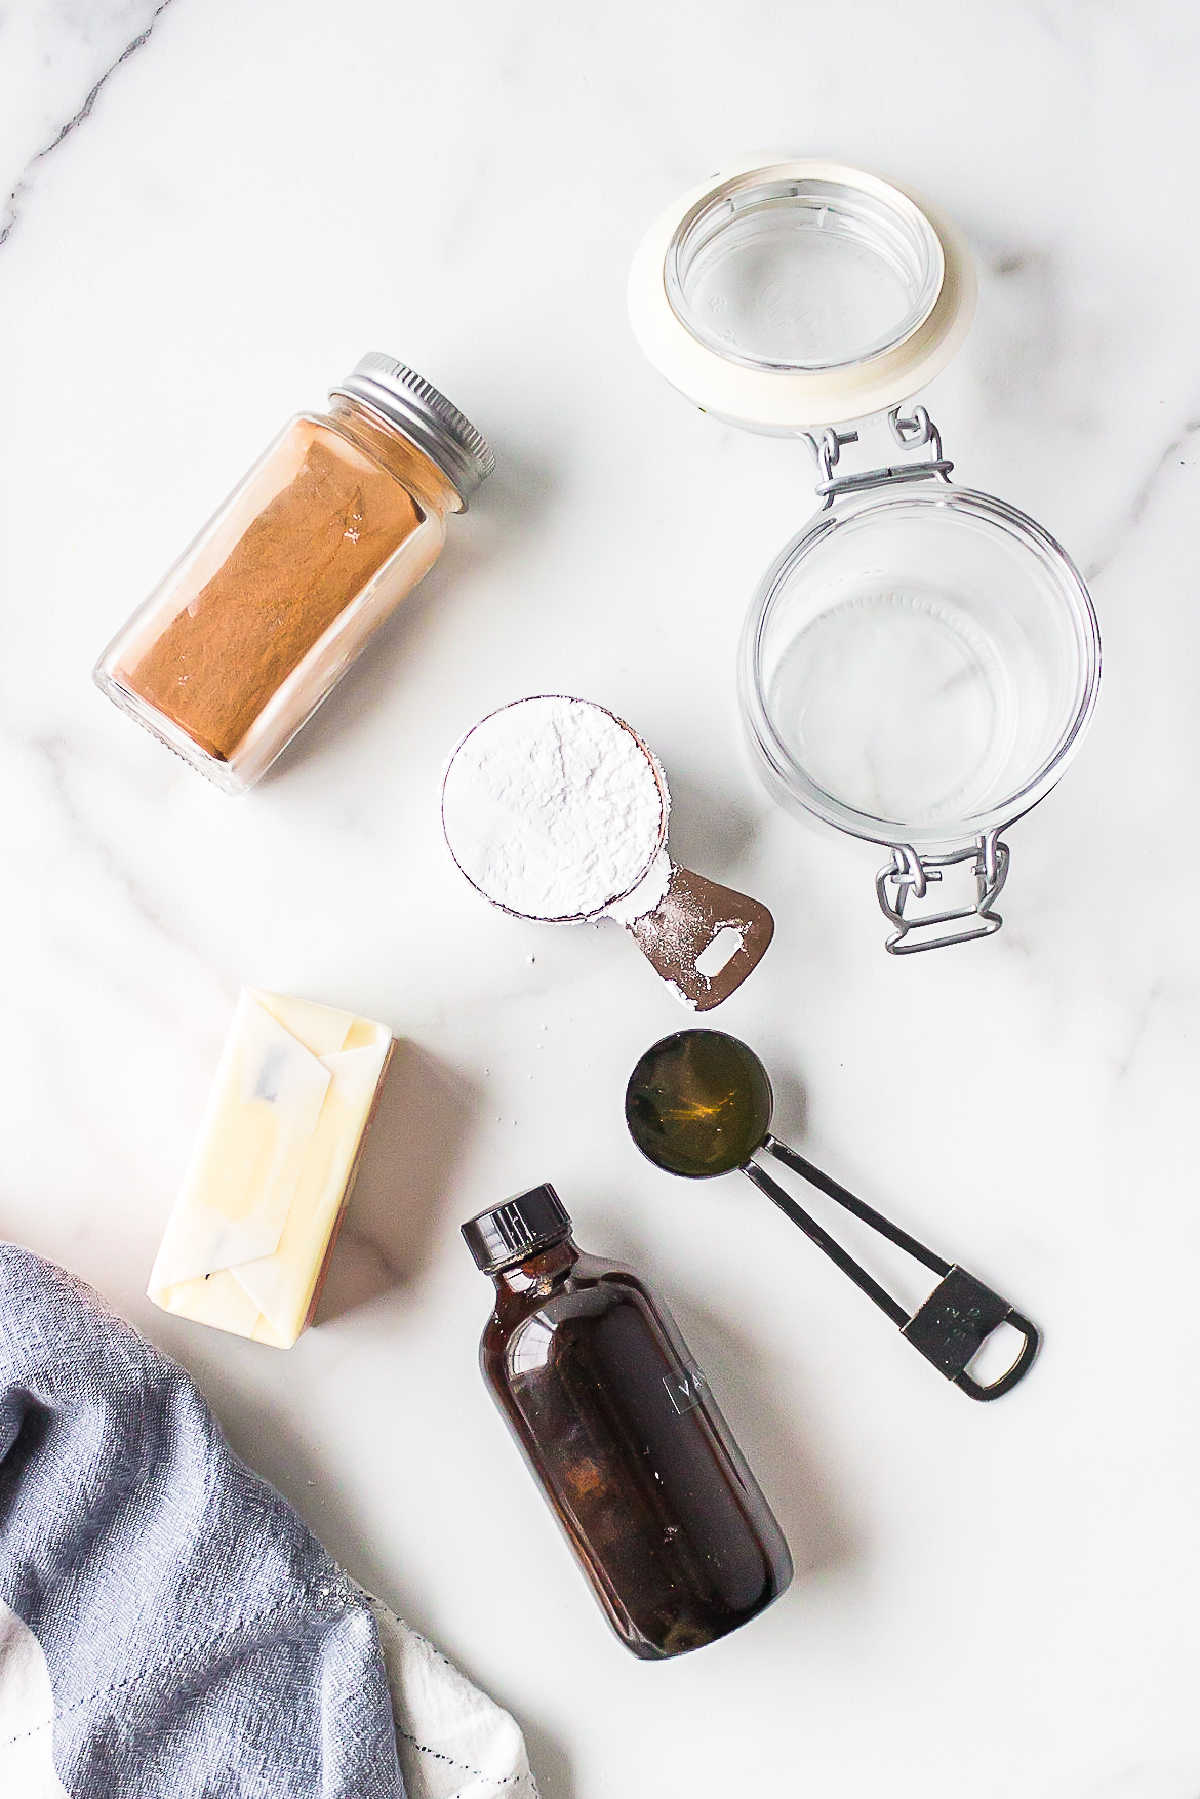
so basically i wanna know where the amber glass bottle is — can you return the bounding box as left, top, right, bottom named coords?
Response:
left=463, top=1185, right=792, bottom=1659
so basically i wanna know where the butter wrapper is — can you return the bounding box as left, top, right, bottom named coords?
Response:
left=148, top=989, right=393, bottom=1347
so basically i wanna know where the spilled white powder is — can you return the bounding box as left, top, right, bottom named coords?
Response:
left=605, top=845, right=672, bottom=926
left=442, top=695, right=669, bottom=922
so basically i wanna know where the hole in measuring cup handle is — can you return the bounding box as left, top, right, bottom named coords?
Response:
left=627, top=865, right=775, bottom=1010
left=876, top=833, right=1010, bottom=956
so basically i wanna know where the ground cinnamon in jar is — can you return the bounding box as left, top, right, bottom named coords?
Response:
left=94, top=354, right=493, bottom=793
left=124, top=427, right=422, bottom=763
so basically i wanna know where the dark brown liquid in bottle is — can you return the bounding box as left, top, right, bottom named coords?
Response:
left=477, top=1218, right=792, bottom=1659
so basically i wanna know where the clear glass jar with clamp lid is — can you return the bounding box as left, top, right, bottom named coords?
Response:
left=629, top=160, right=1101, bottom=953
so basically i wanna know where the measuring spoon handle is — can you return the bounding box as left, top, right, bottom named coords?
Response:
left=902, top=1272, right=1040, bottom=1401
left=626, top=865, right=773, bottom=1011
left=763, top=1135, right=949, bottom=1276
left=747, top=1145, right=1040, bottom=1402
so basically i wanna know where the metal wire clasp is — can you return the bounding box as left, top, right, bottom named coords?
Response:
left=877, top=832, right=1010, bottom=954
left=811, top=405, right=954, bottom=509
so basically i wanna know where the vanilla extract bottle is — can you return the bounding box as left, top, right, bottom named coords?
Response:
left=463, top=1185, right=792, bottom=1659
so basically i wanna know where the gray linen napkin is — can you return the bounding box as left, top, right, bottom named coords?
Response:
left=0, top=1243, right=534, bottom=1799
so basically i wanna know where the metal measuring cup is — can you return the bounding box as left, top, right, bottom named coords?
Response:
left=442, top=696, right=773, bottom=1010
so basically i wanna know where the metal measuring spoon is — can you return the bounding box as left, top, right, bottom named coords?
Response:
left=625, top=1029, right=1039, bottom=1401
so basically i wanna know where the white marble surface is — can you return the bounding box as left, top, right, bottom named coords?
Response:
left=2, top=1, right=1199, bottom=1792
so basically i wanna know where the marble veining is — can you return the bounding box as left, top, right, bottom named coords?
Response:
left=1, top=0, right=177, bottom=247
left=2, top=2, right=1199, bottom=1796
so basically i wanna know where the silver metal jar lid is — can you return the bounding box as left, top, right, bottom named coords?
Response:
left=330, top=352, right=495, bottom=505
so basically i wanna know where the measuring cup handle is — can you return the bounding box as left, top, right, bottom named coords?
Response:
left=901, top=1266, right=1040, bottom=1401
left=626, top=865, right=774, bottom=1011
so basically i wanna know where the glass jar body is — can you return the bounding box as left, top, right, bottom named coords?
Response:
left=94, top=397, right=459, bottom=793
left=481, top=1237, right=792, bottom=1659
left=740, top=481, right=1102, bottom=851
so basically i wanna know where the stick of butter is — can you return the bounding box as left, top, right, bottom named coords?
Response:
left=147, top=989, right=393, bottom=1347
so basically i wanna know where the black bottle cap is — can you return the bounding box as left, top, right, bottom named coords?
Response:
left=461, top=1184, right=572, bottom=1274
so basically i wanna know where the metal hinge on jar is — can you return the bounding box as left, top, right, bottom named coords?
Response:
left=876, top=832, right=1010, bottom=955
left=811, top=405, right=954, bottom=510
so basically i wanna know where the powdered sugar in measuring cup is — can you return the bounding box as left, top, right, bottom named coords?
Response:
left=441, top=695, right=773, bottom=1010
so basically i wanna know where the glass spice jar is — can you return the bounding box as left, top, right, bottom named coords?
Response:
left=94, top=353, right=493, bottom=793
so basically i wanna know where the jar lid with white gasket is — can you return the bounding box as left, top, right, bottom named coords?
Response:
left=630, top=159, right=1101, bottom=953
